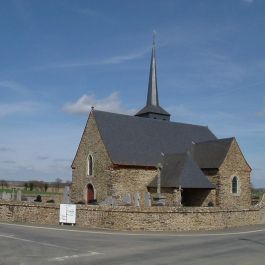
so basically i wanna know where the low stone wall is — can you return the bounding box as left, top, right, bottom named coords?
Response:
left=0, top=201, right=59, bottom=225
left=0, top=200, right=265, bottom=231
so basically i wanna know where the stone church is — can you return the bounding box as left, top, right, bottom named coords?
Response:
left=71, top=41, right=252, bottom=208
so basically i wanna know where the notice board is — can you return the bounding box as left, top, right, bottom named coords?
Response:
left=59, top=204, right=76, bottom=224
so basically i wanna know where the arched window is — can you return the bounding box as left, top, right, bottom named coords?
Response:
left=87, top=155, right=93, bottom=176
left=232, top=176, right=238, bottom=194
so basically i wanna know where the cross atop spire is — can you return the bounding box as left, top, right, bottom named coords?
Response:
left=135, top=33, right=170, bottom=121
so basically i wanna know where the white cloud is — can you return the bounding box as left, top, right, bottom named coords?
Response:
left=63, top=92, right=135, bottom=115
left=0, top=102, right=39, bottom=118
left=0, top=80, right=28, bottom=94
left=36, top=48, right=149, bottom=70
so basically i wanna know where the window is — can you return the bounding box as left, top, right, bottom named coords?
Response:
left=87, top=155, right=93, bottom=176
left=232, top=176, right=238, bottom=194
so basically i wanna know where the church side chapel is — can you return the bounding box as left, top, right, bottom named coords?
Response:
left=71, top=38, right=252, bottom=208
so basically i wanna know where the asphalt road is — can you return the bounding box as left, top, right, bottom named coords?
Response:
left=1, top=223, right=265, bottom=265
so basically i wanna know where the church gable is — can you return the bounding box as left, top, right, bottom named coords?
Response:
left=72, top=110, right=112, bottom=169
left=217, top=138, right=251, bottom=207
left=220, top=138, right=251, bottom=173
left=71, top=110, right=113, bottom=203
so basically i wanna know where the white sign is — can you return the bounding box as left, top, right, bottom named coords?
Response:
left=59, top=204, right=76, bottom=224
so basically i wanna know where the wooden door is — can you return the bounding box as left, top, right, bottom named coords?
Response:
left=87, top=184, right=94, bottom=203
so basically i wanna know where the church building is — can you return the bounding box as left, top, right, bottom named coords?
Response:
left=71, top=40, right=252, bottom=208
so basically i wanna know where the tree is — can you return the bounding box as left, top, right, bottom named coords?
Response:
left=55, top=178, right=63, bottom=192
left=44, top=182, right=49, bottom=192
left=0, top=180, right=7, bottom=189
left=24, top=182, right=29, bottom=191
left=29, top=181, right=34, bottom=191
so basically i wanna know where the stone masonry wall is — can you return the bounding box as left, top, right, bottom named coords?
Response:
left=109, top=167, right=156, bottom=206
left=71, top=112, right=113, bottom=203
left=1, top=200, right=265, bottom=232
left=218, top=139, right=252, bottom=208
left=0, top=201, right=59, bottom=225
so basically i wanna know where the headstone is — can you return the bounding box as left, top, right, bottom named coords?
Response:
left=3, top=192, right=11, bottom=201
left=111, top=196, right=116, bottom=207
left=122, top=194, right=132, bottom=205
left=134, top=192, right=140, bottom=207
left=144, top=192, right=152, bottom=207
left=63, top=186, right=71, bottom=204
left=16, top=190, right=22, bottom=201
left=11, top=189, right=15, bottom=200
left=2, top=191, right=6, bottom=200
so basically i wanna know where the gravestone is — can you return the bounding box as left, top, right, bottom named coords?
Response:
left=134, top=192, right=140, bottom=207
left=3, top=192, right=11, bottom=201
left=122, top=194, right=132, bottom=206
left=11, top=189, right=15, bottom=200
left=63, top=186, right=71, bottom=204
left=144, top=192, right=152, bottom=207
left=2, top=191, right=6, bottom=200
left=111, top=196, right=117, bottom=207
left=16, top=190, right=22, bottom=201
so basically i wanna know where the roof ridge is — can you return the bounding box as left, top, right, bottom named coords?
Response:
left=94, top=109, right=215, bottom=129
left=195, top=137, right=234, bottom=145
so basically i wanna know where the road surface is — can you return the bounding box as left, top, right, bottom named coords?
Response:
left=1, top=222, right=265, bottom=265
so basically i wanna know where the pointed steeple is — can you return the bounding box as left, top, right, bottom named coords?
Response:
left=135, top=32, right=170, bottom=121
left=147, top=33, right=159, bottom=106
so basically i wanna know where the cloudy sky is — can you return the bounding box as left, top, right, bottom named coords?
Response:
left=0, top=0, right=265, bottom=186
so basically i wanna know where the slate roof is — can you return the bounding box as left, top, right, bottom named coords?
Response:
left=93, top=110, right=217, bottom=167
left=148, top=153, right=215, bottom=189
left=193, top=138, right=234, bottom=169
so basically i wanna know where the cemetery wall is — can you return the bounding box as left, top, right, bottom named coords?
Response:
left=0, top=200, right=265, bottom=231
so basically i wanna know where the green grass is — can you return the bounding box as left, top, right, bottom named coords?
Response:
left=0, top=189, right=62, bottom=196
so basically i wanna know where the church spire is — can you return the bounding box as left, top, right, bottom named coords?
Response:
left=135, top=32, right=170, bottom=121
left=147, top=31, right=159, bottom=107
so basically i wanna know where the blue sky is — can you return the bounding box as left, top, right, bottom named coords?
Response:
left=0, top=0, right=265, bottom=186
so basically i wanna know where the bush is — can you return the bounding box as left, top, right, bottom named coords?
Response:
left=208, top=201, right=214, bottom=207
left=34, top=195, right=42, bottom=202
left=76, top=201, right=85, bottom=204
